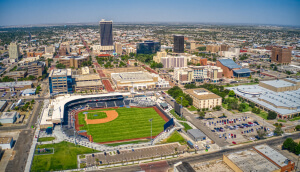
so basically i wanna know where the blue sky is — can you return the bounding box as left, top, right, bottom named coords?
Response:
left=0, top=0, right=299, bottom=26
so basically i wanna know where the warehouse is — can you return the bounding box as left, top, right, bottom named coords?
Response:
left=0, top=137, right=13, bottom=149
left=0, top=111, right=20, bottom=124
left=187, top=129, right=206, bottom=141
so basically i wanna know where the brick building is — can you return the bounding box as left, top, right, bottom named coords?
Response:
left=271, top=47, right=292, bottom=65
left=217, top=59, right=252, bottom=78
left=191, top=56, right=207, bottom=66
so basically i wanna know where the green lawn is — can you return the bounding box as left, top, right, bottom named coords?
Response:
left=170, top=109, right=186, bottom=121
left=162, top=131, right=186, bottom=145
left=31, top=141, right=97, bottom=171
left=38, top=137, right=55, bottom=142
left=187, top=106, right=197, bottom=111
left=78, top=107, right=166, bottom=143
left=290, top=116, right=300, bottom=121
left=277, top=119, right=287, bottom=123
left=105, top=139, right=149, bottom=147
left=255, top=111, right=268, bottom=120
left=87, top=112, right=107, bottom=120
left=180, top=122, right=193, bottom=132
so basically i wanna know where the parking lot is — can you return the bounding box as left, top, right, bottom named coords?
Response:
left=81, top=143, right=186, bottom=167
left=203, top=112, right=272, bottom=144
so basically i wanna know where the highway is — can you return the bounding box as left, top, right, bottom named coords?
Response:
left=96, top=132, right=300, bottom=172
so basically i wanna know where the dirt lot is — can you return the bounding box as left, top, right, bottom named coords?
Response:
left=192, top=160, right=233, bottom=172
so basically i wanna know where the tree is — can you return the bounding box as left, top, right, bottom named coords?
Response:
left=228, top=90, right=235, bottom=97
left=295, top=125, right=300, bottom=131
left=283, top=138, right=294, bottom=150
left=215, top=105, right=221, bottom=111
left=249, top=102, right=255, bottom=108
left=267, top=111, right=277, bottom=120
left=176, top=96, right=189, bottom=107
left=134, top=62, right=138, bottom=67
left=295, top=144, right=300, bottom=155
left=31, top=99, right=35, bottom=105
left=198, top=111, right=205, bottom=119
left=274, top=126, right=284, bottom=136
left=257, top=129, right=267, bottom=139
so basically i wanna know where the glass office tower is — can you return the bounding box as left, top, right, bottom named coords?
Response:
left=99, top=19, right=113, bottom=46
left=136, top=41, right=161, bottom=54
left=173, top=35, right=184, bottom=53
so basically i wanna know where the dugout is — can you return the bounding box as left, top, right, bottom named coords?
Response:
left=187, top=129, right=206, bottom=141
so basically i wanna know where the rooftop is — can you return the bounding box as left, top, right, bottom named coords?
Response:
left=0, top=111, right=18, bottom=119
left=111, top=71, right=154, bottom=83
left=226, top=148, right=279, bottom=172
left=0, top=81, right=33, bottom=88
left=218, top=59, right=241, bottom=69
left=74, top=74, right=100, bottom=81
left=187, top=129, right=206, bottom=138
left=49, top=69, right=72, bottom=77
left=60, top=56, right=86, bottom=60
left=233, top=68, right=252, bottom=74
left=0, top=100, right=7, bottom=108
left=185, top=88, right=221, bottom=100
left=227, top=81, right=300, bottom=115
left=254, top=144, right=291, bottom=167
left=260, top=80, right=295, bottom=88
left=22, top=88, right=36, bottom=95
left=0, top=137, right=13, bottom=144
left=285, top=78, right=300, bottom=83
left=76, top=80, right=103, bottom=87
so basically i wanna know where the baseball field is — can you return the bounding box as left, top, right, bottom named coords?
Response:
left=77, top=107, right=167, bottom=143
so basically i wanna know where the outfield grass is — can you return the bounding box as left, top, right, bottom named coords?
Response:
left=162, top=131, right=186, bottom=145
left=179, top=122, right=193, bottom=132
left=78, top=107, right=166, bottom=143
left=105, top=139, right=149, bottom=147
left=87, top=112, right=107, bottom=120
left=31, top=141, right=97, bottom=171
left=170, top=109, right=186, bottom=121
left=187, top=106, right=197, bottom=111
left=38, top=137, right=55, bottom=142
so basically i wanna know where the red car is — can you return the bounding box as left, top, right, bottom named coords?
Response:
left=232, top=141, right=237, bottom=144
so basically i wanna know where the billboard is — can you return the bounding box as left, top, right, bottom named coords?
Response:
left=174, top=102, right=181, bottom=116
left=164, top=118, right=174, bottom=130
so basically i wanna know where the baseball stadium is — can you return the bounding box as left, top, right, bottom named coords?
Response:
left=40, top=93, right=173, bottom=144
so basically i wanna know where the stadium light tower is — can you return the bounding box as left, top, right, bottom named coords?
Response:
left=149, top=118, right=153, bottom=145
left=181, top=96, right=183, bottom=117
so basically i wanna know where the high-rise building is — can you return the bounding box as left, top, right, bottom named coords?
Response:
left=9, top=42, right=20, bottom=59
left=27, top=61, right=45, bottom=77
left=271, top=47, right=291, bottom=65
left=161, top=56, right=187, bottom=68
left=136, top=41, right=160, bottom=54
left=49, top=69, right=73, bottom=94
left=99, top=19, right=113, bottom=46
left=153, top=51, right=167, bottom=63
left=114, top=42, right=122, bottom=55
left=173, top=35, right=184, bottom=53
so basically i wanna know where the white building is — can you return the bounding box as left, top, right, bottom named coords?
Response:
left=161, top=56, right=187, bottom=68
left=0, top=137, right=13, bottom=149
left=219, top=47, right=240, bottom=59
left=9, top=42, right=20, bottom=59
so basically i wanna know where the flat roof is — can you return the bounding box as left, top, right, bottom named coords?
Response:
left=74, top=74, right=101, bottom=81
left=111, top=71, right=154, bottom=83
left=185, top=88, right=221, bottom=100
left=233, top=68, right=252, bottom=74
left=0, top=100, right=7, bottom=108
left=254, top=144, right=290, bottom=167
left=0, top=81, right=33, bottom=88
left=260, top=80, right=295, bottom=88
left=22, top=88, right=36, bottom=94
left=187, top=129, right=206, bottom=138
left=49, top=69, right=72, bottom=77
left=226, top=148, right=279, bottom=172
left=227, top=82, right=300, bottom=115
left=0, top=137, right=13, bottom=144
left=76, top=80, right=103, bottom=87
left=0, top=111, right=18, bottom=119
left=285, top=78, right=300, bottom=83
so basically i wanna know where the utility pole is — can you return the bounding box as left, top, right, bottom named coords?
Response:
left=181, top=96, right=183, bottom=117
left=296, top=154, right=300, bottom=171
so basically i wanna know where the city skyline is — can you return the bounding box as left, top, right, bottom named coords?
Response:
left=0, top=0, right=299, bottom=26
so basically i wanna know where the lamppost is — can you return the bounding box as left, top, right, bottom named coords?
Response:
left=149, top=118, right=153, bottom=145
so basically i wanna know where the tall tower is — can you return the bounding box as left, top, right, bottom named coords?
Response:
left=173, top=35, right=184, bottom=53
left=99, top=19, right=113, bottom=46
left=9, top=42, right=20, bottom=59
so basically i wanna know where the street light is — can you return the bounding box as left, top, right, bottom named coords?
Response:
left=149, top=118, right=153, bottom=145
